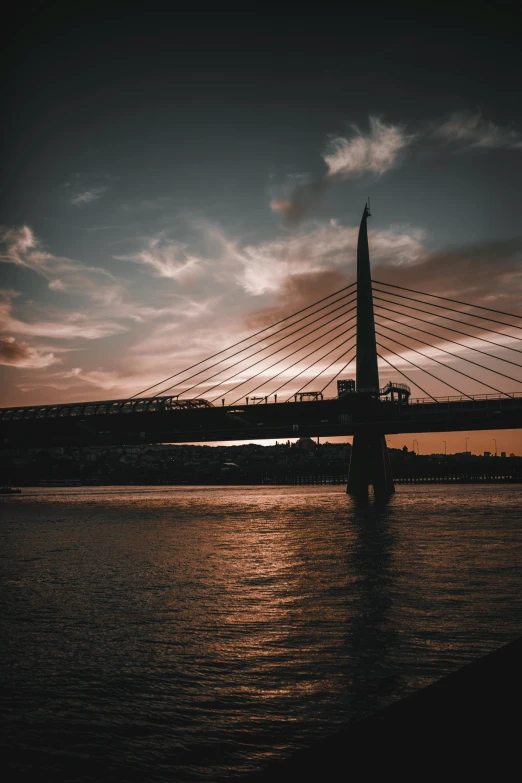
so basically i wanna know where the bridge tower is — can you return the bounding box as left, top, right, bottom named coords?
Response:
left=347, top=203, right=395, bottom=497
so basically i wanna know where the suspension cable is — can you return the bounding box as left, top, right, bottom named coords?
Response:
left=158, top=300, right=357, bottom=398
left=195, top=313, right=356, bottom=402
left=286, top=344, right=356, bottom=400
left=377, top=351, right=437, bottom=401
left=375, top=321, right=522, bottom=384
left=374, top=301, right=522, bottom=358
left=319, top=353, right=357, bottom=395
left=373, top=293, right=522, bottom=346
left=373, top=280, right=522, bottom=322
left=376, top=338, right=472, bottom=397
left=226, top=324, right=357, bottom=405
left=267, top=339, right=356, bottom=400
left=128, top=281, right=357, bottom=398
left=372, top=286, right=522, bottom=332
left=376, top=332, right=507, bottom=397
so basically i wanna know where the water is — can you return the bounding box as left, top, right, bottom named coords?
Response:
left=1, top=485, right=522, bottom=781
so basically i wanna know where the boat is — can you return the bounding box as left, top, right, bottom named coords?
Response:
left=0, top=487, right=22, bottom=494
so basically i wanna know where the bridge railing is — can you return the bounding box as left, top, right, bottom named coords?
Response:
left=408, top=392, right=522, bottom=405
left=0, top=396, right=213, bottom=421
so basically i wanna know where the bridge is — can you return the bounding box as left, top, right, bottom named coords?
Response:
left=2, top=203, right=522, bottom=496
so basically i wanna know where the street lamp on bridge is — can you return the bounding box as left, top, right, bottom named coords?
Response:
left=493, top=438, right=497, bottom=456
left=443, top=440, right=446, bottom=455
left=465, top=437, right=470, bottom=453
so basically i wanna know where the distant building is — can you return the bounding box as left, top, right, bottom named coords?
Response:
left=293, top=437, right=317, bottom=452
left=501, top=451, right=507, bottom=458
left=484, top=451, right=491, bottom=457
left=337, top=379, right=356, bottom=397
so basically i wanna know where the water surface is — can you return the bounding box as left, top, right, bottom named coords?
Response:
left=2, top=485, right=522, bottom=780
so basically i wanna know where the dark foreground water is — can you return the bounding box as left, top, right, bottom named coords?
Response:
left=2, top=485, right=522, bottom=781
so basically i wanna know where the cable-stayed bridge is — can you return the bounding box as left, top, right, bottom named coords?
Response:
left=2, top=204, right=522, bottom=495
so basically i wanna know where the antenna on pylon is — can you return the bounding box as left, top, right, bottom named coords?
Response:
left=367, top=197, right=371, bottom=216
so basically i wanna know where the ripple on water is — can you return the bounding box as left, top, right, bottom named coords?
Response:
left=1, top=484, right=522, bottom=781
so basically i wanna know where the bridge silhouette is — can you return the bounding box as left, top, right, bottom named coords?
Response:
left=2, top=204, right=522, bottom=496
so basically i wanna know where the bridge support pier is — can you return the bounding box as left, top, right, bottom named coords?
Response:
left=347, top=432, right=395, bottom=498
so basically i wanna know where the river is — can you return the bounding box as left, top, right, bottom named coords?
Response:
left=1, top=485, right=522, bottom=781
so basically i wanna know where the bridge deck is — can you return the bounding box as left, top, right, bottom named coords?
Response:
left=1, top=394, right=521, bottom=447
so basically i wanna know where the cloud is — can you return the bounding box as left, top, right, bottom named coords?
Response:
left=115, top=235, right=205, bottom=284
left=241, top=229, right=522, bottom=371
left=71, top=186, right=108, bottom=206
left=16, top=365, right=139, bottom=398
left=229, top=222, right=424, bottom=296
left=52, top=366, right=126, bottom=390
left=48, top=279, right=66, bottom=291
left=270, top=199, right=306, bottom=223
left=434, top=111, right=522, bottom=150
left=372, top=236, right=522, bottom=311
left=0, top=289, right=128, bottom=340
left=0, top=225, right=38, bottom=265
left=270, top=111, right=522, bottom=225
left=269, top=178, right=328, bottom=224
left=0, top=224, right=115, bottom=295
left=270, top=117, right=412, bottom=224
left=323, top=116, right=412, bottom=179
left=0, top=336, right=59, bottom=368
left=0, top=226, right=175, bottom=325
left=244, top=269, right=349, bottom=328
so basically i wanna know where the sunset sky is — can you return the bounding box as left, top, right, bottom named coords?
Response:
left=2, top=3, right=522, bottom=454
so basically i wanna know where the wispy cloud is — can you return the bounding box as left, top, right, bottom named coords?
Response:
left=242, top=229, right=522, bottom=339
left=434, top=111, right=522, bottom=150
left=268, top=118, right=411, bottom=224
left=0, top=226, right=175, bottom=322
left=0, top=290, right=128, bottom=340
left=228, top=222, right=425, bottom=296
left=0, top=336, right=59, bottom=369
left=0, top=224, right=115, bottom=295
left=115, top=234, right=205, bottom=284
left=270, top=111, right=522, bottom=224
left=373, top=236, right=522, bottom=312
left=64, top=171, right=112, bottom=207
left=48, top=279, right=66, bottom=291
left=323, top=117, right=412, bottom=179
left=50, top=366, right=129, bottom=390
left=71, top=186, right=109, bottom=206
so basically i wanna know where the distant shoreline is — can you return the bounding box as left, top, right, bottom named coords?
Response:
left=7, top=478, right=522, bottom=489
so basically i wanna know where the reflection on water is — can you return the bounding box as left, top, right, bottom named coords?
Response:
left=1, top=485, right=522, bottom=781
left=348, top=501, right=398, bottom=714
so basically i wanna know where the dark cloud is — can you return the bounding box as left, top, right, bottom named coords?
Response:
left=244, top=269, right=350, bottom=328
left=0, top=336, right=57, bottom=368
left=270, top=178, right=329, bottom=224
left=373, top=237, right=522, bottom=315
left=271, top=117, right=411, bottom=224
left=244, top=237, right=522, bottom=350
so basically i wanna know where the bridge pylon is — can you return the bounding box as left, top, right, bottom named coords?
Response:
left=347, top=203, right=395, bottom=498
